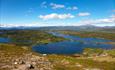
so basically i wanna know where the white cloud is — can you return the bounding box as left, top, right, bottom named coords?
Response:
left=97, top=18, right=115, bottom=23
left=39, top=13, right=74, bottom=20
left=40, top=2, right=78, bottom=10
left=110, top=14, right=115, bottom=18
left=41, top=1, right=47, bottom=8
left=0, top=24, right=41, bottom=27
left=50, top=3, right=65, bottom=9
left=73, top=6, right=78, bottom=10
left=78, top=12, right=90, bottom=16
left=77, top=17, right=115, bottom=25
left=66, top=6, right=78, bottom=10
left=96, top=15, right=115, bottom=23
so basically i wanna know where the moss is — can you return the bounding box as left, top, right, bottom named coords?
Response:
left=83, top=48, right=104, bottom=56
left=106, top=49, right=115, bottom=57
left=47, top=54, right=115, bottom=70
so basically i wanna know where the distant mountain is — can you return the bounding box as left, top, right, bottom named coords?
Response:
left=0, top=24, right=115, bottom=32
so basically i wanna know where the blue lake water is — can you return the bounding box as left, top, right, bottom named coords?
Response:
left=0, top=37, right=10, bottom=43
left=32, top=32, right=114, bottom=54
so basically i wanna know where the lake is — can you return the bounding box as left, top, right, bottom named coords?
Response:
left=0, top=37, right=10, bottom=43
left=0, top=32, right=114, bottom=54
left=32, top=32, right=114, bottom=54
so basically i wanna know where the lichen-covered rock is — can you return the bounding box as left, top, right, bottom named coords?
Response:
left=0, top=53, right=53, bottom=70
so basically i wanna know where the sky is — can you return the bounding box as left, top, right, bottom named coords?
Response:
left=0, top=0, right=115, bottom=27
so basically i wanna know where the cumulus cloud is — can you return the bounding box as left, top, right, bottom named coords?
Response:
left=97, top=18, right=115, bottom=23
left=78, top=17, right=115, bottom=25
left=39, top=13, right=74, bottom=20
left=40, top=2, right=78, bottom=10
left=78, top=12, right=90, bottom=16
left=96, top=15, right=115, bottom=23
left=50, top=3, right=65, bottom=9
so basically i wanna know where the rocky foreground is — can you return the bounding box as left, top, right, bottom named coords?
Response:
left=0, top=53, right=53, bottom=70
left=0, top=44, right=53, bottom=70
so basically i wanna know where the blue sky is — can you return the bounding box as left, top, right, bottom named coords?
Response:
left=1, top=0, right=115, bottom=26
